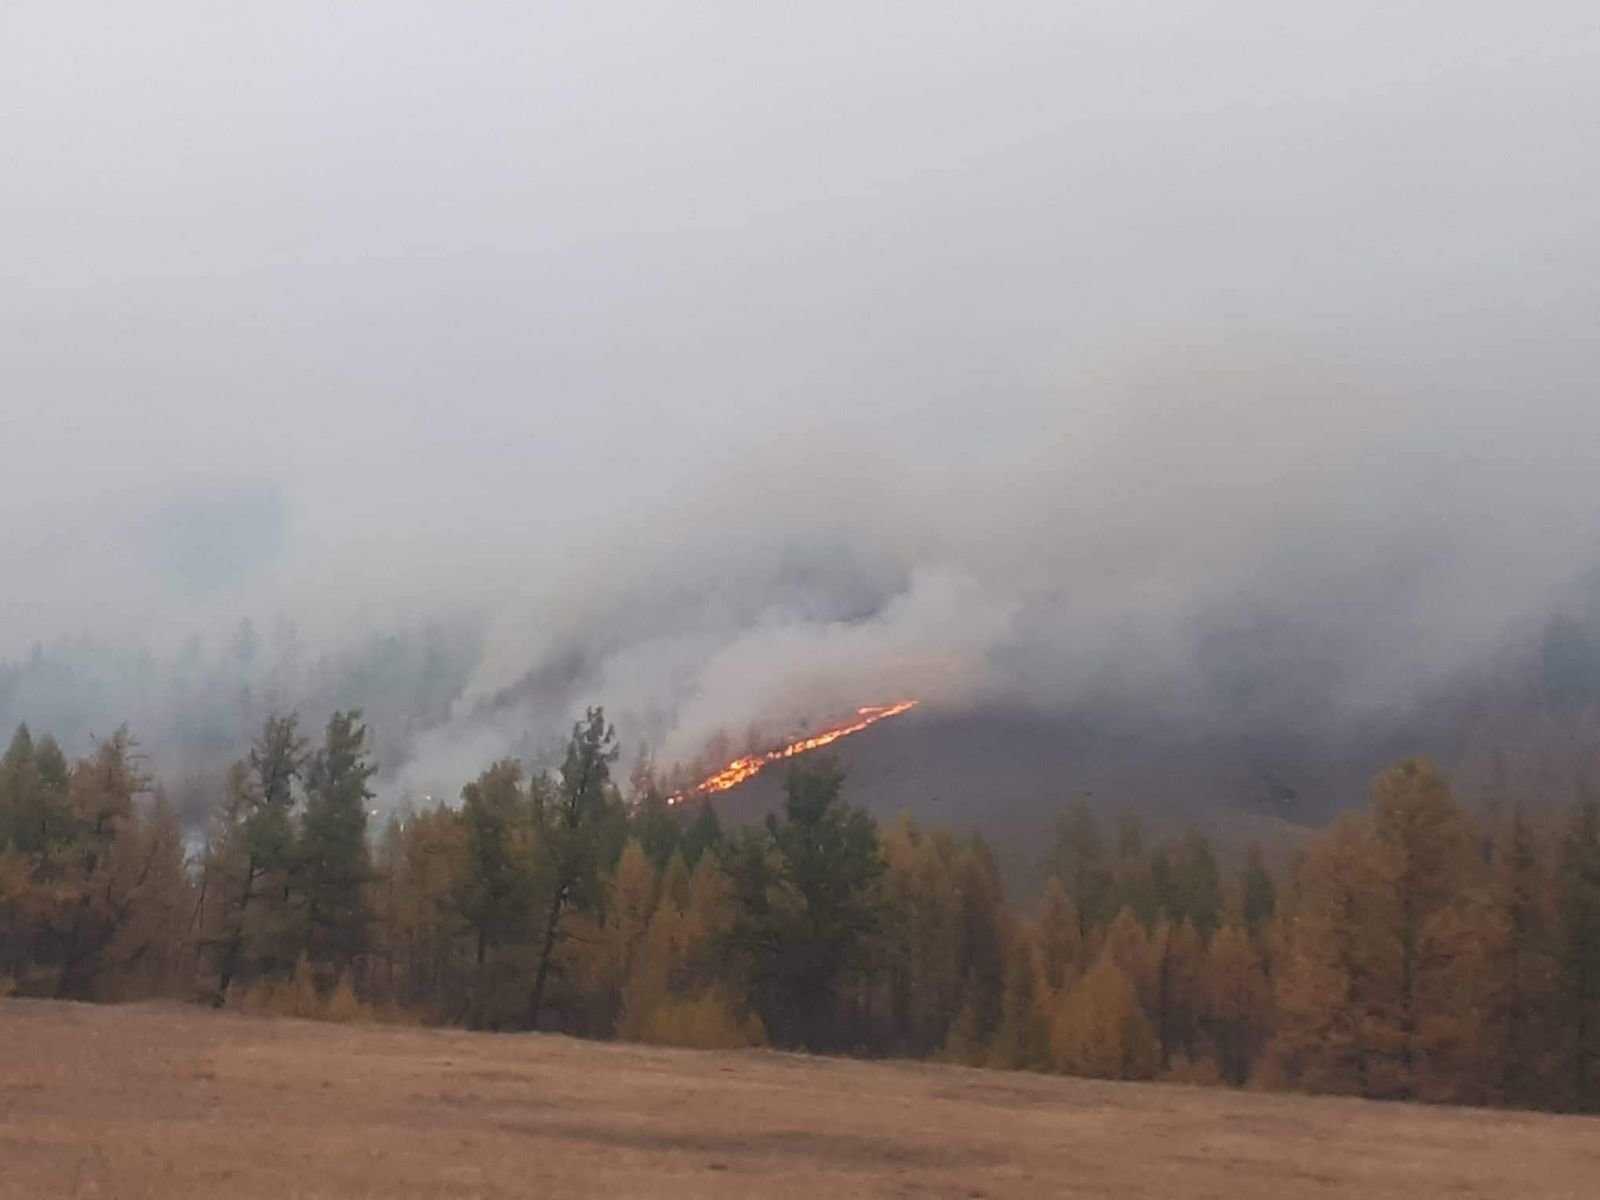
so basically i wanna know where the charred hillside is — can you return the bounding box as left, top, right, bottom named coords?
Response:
left=700, top=614, right=1600, bottom=895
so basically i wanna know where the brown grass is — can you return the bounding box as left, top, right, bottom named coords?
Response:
left=1, top=998, right=1596, bottom=1199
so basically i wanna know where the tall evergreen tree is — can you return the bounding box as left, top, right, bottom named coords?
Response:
left=1480, top=802, right=1557, bottom=1105
left=1238, top=842, right=1278, bottom=935
left=632, top=789, right=682, bottom=869
left=528, top=707, right=623, bottom=1029
left=212, top=713, right=308, bottom=997
left=457, top=759, right=531, bottom=993
left=1033, top=874, right=1082, bottom=995
left=0, top=725, right=72, bottom=855
left=724, top=757, right=884, bottom=1050
left=298, top=710, right=376, bottom=979
left=52, top=730, right=148, bottom=998
left=1051, top=801, right=1113, bottom=934
left=1556, top=799, right=1600, bottom=1107
left=680, top=797, right=723, bottom=867
left=1169, top=832, right=1223, bottom=937
left=987, top=934, right=1050, bottom=1070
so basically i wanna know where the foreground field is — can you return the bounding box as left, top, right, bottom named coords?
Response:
left=1, top=1001, right=1596, bottom=1199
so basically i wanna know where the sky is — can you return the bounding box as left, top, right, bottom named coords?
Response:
left=3, top=4, right=1599, bottom=791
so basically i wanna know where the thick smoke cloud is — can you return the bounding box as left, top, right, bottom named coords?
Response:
left=2, top=4, right=1597, bottom=802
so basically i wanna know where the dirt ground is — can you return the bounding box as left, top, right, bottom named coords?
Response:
left=1, top=1000, right=1596, bottom=1199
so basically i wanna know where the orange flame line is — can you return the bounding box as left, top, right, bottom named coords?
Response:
left=669, top=700, right=919, bottom=803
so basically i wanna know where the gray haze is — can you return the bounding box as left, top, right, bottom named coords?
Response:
left=3, top=4, right=1599, bottom=801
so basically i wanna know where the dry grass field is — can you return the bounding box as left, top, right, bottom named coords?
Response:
left=1, top=1000, right=1596, bottom=1199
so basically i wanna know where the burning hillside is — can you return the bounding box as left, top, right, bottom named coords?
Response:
left=669, top=700, right=919, bottom=803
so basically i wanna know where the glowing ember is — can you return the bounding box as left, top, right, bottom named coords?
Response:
left=669, top=700, right=920, bottom=803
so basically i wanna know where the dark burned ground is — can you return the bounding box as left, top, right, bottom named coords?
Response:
left=1, top=1000, right=1596, bottom=1198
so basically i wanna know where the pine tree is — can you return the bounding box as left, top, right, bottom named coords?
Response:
left=631, top=790, right=681, bottom=869
left=53, top=730, right=148, bottom=998
left=1111, top=813, right=1159, bottom=926
left=212, top=714, right=308, bottom=998
left=723, top=756, right=884, bottom=1050
left=680, top=798, right=722, bottom=867
left=298, top=710, right=376, bottom=979
left=987, top=935, right=1050, bottom=1070
left=1556, top=799, right=1600, bottom=1108
left=1478, top=802, right=1558, bottom=1106
left=0, top=725, right=73, bottom=856
left=1051, top=802, right=1113, bottom=933
left=529, top=707, right=623, bottom=1030
left=952, top=835, right=1008, bottom=1046
left=1033, top=875, right=1081, bottom=995
left=457, top=758, right=531, bottom=1023
left=0, top=725, right=72, bottom=987
left=1238, top=842, right=1277, bottom=935
left=1169, top=833, right=1223, bottom=937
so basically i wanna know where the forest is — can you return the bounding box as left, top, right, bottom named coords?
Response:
left=2, top=705, right=1599, bottom=1115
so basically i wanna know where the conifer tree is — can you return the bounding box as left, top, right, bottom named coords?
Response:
left=1102, top=907, right=1157, bottom=1022
left=1238, top=842, right=1277, bottom=935
left=1033, top=874, right=1081, bottom=995
left=457, top=760, right=530, bottom=991
left=1152, top=917, right=1205, bottom=1067
left=658, top=850, right=692, bottom=913
left=879, top=819, right=963, bottom=1054
left=952, top=834, right=1008, bottom=1045
left=1051, top=802, right=1113, bottom=933
left=0, top=725, right=72, bottom=855
left=632, top=790, right=681, bottom=870
left=1368, top=757, right=1477, bottom=1096
left=1556, top=799, right=1600, bottom=1108
left=1169, top=832, right=1223, bottom=937
left=594, top=839, right=656, bottom=1032
left=680, top=797, right=723, bottom=867
left=53, top=730, right=149, bottom=997
left=987, top=935, right=1050, bottom=1070
left=1112, top=813, right=1159, bottom=925
left=1478, top=802, right=1557, bottom=1106
left=529, top=707, right=623, bottom=1029
left=1268, top=814, right=1390, bottom=1095
left=723, top=757, right=884, bottom=1050
left=298, top=710, right=376, bottom=978
left=212, top=714, right=308, bottom=997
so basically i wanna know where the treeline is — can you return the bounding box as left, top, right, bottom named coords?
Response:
left=2, top=709, right=1599, bottom=1113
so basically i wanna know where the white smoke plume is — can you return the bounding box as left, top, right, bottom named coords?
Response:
left=1, top=4, right=1597, bottom=809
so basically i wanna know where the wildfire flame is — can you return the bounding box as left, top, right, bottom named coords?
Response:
left=669, top=699, right=920, bottom=803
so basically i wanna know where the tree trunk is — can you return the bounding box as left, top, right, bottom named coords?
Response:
left=217, top=859, right=258, bottom=1001
left=528, top=882, right=568, bottom=1030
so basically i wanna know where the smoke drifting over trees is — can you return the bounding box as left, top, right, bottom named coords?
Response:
left=3, top=5, right=1599, bottom=806
left=8, top=717, right=1600, bottom=1112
